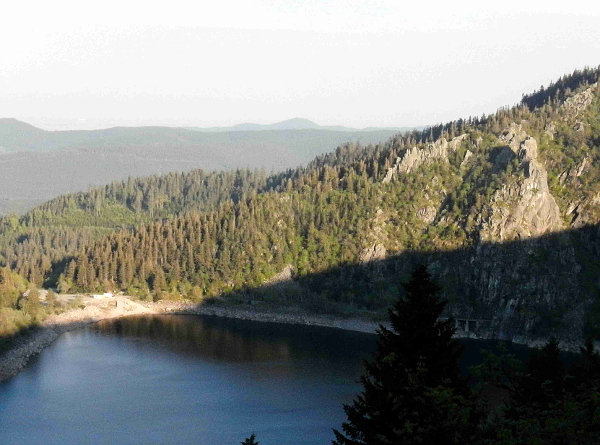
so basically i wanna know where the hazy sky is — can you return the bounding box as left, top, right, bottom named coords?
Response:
left=2, top=1, right=600, bottom=130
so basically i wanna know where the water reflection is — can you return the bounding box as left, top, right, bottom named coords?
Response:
left=94, top=315, right=295, bottom=363
left=0, top=314, right=577, bottom=445
left=0, top=315, right=375, bottom=445
left=92, top=314, right=375, bottom=366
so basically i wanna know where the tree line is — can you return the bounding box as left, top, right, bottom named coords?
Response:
left=0, top=67, right=599, bottom=342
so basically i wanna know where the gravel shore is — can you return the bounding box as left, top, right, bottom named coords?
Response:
left=153, top=300, right=384, bottom=333
left=1, top=297, right=589, bottom=383
left=0, top=297, right=152, bottom=382
left=0, top=298, right=382, bottom=383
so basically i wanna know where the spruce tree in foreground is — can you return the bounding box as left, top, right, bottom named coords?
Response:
left=333, top=265, right=477, bottom=444
left=478, top=337, right=600, bottom=443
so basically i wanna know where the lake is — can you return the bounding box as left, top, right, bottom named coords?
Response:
left=0, top=314, right=551, bottom=444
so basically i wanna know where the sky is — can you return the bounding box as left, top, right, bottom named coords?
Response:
left=2, top=1, right=600, bottom=130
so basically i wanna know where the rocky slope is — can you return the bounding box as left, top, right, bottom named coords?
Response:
left=361, top=79, right=600, bottom=344
left=2, top=67, right=600, bottom=348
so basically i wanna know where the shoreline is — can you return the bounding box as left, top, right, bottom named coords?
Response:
left=0, top=297, right=153, bottom=382
left=153, top=300, right=385, bottom=334
left=0, top=298, right=588, bottom=383
left=0, top=298, right=384, bottom=383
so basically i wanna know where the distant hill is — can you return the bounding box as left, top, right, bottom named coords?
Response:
left=189, top=117, right=418, bottom=133
left=0, top=120, right=405, bottom=214
left=0, top=118, right=49, bottom=152
left=2, top=67, right=600, bottom=346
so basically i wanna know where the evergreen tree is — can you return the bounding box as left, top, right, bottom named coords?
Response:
left=479, top=338, right=600, bottom=444
left=507, top=337, right=566, bottom=419
left=241, top=433, right=259, bottom=445
left=333, top=265, right=477, bottom=444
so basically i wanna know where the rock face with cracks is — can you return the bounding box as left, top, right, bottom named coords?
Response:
left=382, top=134, right=468, bottom=183
left=480, top=136, right=563, bottom=241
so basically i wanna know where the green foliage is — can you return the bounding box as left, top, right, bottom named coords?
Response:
left=473, top=338, right=600, bottom=444
left=585, top=295, right=600, bottom=339
left=0, top=67, right=598, bottom=326
left=521, top=66, right=600, bottom=110
left=333, top=266, right=479, bottom=444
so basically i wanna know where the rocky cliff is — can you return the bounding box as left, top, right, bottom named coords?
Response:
left=355, top=80, right=600, bottom=346
left=3, top=68, right=600, bottom=349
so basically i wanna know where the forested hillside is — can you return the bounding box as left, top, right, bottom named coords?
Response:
left=1, top=66, right=600, bottom=344
left=0, top=119, right=399, bottom=215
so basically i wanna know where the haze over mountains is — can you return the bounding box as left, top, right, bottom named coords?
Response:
left=190, top=117, right=417, bottom=133
left=0, top=118, right=406, bottom=215
left=1, top=66, right=600, bottom=348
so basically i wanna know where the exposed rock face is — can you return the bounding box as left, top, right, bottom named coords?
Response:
left=518, top=136, right=538, bottom=161
left=499, top=123, right=528, bottom=152
left=574, top=157, right=589, bottom=177
left=566, top=190, right=600, bottom=228
left=360, top=243, right=387, bottom=264
left=373, top=90, right=600, bottom=345
left=265, top=264, right=294, bottom=284
left=460, top=150, right=473, bottom=169
left=398, top=141, right=448, bottom=174
left=416, top=206, right=437, bottom=224
left=559, top=157, right=589, bottom=186
left=382, top=134, right=467, bottom=183
left=562, top=83, right=598, bottom=119
left=438, top=233, right=585, bottom=346
left=448, top=133, right=469, bottom=150
left=480, top=136, right=563, bottom=241
left=382, top=158, right=401, bottom=183
left=361, top=209, right=389, bottom=263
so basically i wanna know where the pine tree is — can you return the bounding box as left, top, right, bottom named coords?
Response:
left=481, top=338, right=600, bottom=444
left=241, top=433, right=259, bottom=445
left=507, top=337, right=566, bottom=418
left=333, top=265, right=477, bottom=444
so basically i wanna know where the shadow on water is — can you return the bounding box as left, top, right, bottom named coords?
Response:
left=92, top=313, right=377, bottom=365
left=0, top=312, right=583, bottom=445
left=0, top=314, right=378, bottom=445
left=91, top=315, right=580, bottom=378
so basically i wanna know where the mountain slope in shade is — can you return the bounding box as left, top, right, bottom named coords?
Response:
left=1, top=67, right=599, bottom=345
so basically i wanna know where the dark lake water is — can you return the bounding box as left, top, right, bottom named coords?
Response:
left=0, top=314, right=562, bottom=444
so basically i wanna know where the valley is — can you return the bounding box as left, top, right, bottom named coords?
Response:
left=1, top=68, right=600, bottom=348
left=2, top=65, right=600, bottom=444
left=0, top=118, right=402, bottom=215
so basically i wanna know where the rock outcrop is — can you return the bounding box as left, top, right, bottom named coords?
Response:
left=416, top=206, right=437, bottom=224
left=382, top=134, right=468, bottom=183
left=360, top=243, right=387, bottom=264
left=361, top=209, right=388, bottom=263
left=562, top=82, right=598, bottom=119
left=566, top=191, right=600, bottom=228
left=499, top=123, right=529, bottom=152
left=460, top=149, right=473, bottom=169
left=265, top=264, right=294, bottom=284
left=480, top=135, right=563, bottom=241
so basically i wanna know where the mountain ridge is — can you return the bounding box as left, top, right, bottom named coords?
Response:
left=190, top=117, right=417, bottom=133
left=1, top=66, right=600, bottom=346
left=0, top=119, right=403, bottom=215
